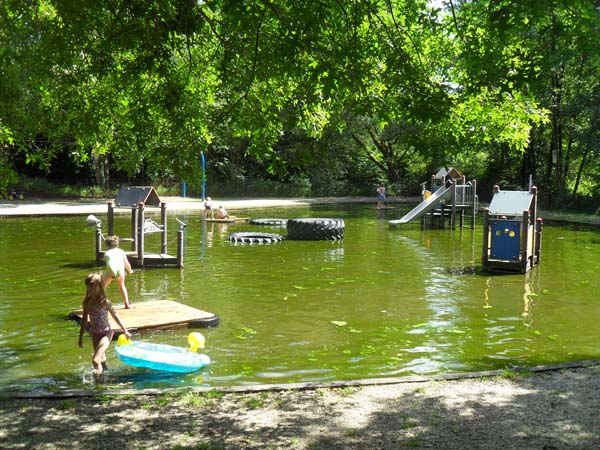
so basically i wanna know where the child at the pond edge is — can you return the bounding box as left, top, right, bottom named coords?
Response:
left=78, top=273, right=130, bottom=375
left=376, top=185, right=386, bottom=209
left=103, top=235, right=133, bottom=308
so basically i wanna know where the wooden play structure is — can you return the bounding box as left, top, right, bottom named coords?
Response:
left=70, top=300, right=219, bottom=332
left=482, top=185, right=543, bottom=274
left=390, top=169, right=478, bottom=229
left=90, top=186, right=186, bottom=268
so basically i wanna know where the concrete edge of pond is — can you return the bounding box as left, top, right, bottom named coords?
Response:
left=4, top=359, right=599, bottom=400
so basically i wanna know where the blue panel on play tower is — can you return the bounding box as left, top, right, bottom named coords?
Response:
left=490, top=220, right=520, bottom=260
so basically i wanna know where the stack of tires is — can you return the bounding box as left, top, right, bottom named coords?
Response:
left=229, top=217, right=344, bottom=244
left=286, top=218, right=345, bottom=241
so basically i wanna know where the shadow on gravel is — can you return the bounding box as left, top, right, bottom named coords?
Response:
left=1, top=368, right=600, bottom=449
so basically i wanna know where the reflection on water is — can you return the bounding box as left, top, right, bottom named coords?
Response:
left=1, top=206, right=599, bottom=393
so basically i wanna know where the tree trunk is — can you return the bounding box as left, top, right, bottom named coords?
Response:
left=572, top=146, right=590, bottom=197
left=93, top=152, right=110, bottom=190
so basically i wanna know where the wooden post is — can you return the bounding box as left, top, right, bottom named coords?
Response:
left=471, top=179, right=477, bottom=229
left=130, top=207, right=137, bottom=251
left=530, top=186, right=538, bottom=233
left=482, top=208, right=490, bottom=270
left=521, top=210, right=530, bottom=273
left=177, top=226, right=184, bottom=268
left=137, top=202, right=145, bottom=267
left=161, top=202, right=168, bottom=255
left=450, top=180, right=457, bottom=229
left=535, top=217, right=543, bottom=264
left=95, top=225, right=102, bottom=262
left=107, top=201, right=114, bottom=236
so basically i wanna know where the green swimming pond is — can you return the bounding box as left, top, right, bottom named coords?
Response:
left=1, top=203, right=599, bottom=393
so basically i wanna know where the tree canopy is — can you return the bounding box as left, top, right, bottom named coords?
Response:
left=1, top=1, right=599, bottom=207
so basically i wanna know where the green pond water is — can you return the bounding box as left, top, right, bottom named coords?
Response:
left=1, top=203, right=599, bottom=393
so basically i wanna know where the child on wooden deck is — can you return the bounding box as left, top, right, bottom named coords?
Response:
left=103, top=235, right=133, bottom=308
left=78, top=273, right=130, bottom=375
left=217, top=205, right=229, bottom=219
left=203, top=197, right=214, bottom=220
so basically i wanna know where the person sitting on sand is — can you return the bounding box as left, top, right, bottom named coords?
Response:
left=217, top=205, right=229, bottom=220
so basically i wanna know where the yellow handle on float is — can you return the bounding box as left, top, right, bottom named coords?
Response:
left=117, top=334, right=131, bottom=347
left=188, top=332, right=205, bottom=352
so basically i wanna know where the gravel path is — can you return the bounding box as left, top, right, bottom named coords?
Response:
left=2, top=366, right=600, bottom=450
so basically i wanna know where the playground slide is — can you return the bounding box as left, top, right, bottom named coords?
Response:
left=389, top=182, right=454, bottom=226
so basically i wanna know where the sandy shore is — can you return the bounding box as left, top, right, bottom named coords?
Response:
left=1, top=365, right=599, bottom=449
left=0, top=195, right=401, bottom=217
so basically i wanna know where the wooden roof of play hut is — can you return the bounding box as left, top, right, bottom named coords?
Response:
left=114, top=186, right=161, bottom=208
left=434, top=167, right=462, bottom=180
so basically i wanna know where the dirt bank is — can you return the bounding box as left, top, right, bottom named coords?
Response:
left=2, top=365, right=600, bottom=450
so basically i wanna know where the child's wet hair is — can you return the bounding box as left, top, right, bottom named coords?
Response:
left=105, top=235, right=119, bottom=248
left=85, top=272, right=103, bottom=287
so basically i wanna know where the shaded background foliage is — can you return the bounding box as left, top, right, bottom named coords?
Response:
left=0, top=1, right=599, bottom=209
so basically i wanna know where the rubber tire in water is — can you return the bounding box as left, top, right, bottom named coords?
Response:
left=188, top=316, right=220, bottom=328
left=286, top=218, right=345, bottom=241
left=248, top=218, right=288, bottom=226
left=228, top=232, right=285, bottom=244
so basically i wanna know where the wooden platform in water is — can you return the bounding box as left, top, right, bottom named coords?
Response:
left=128, top=253, right=178, bottom=266
left=203, top=216, right=250, bottom=223
left=97, top=251, right=179, bottom=267
left=69, top=300, right=219, bottom=332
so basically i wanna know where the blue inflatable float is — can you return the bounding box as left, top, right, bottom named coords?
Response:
left=115, top=332, right=211, bottom=373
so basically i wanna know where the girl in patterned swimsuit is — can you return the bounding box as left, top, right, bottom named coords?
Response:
left=78, top=273, right=130, bottom=375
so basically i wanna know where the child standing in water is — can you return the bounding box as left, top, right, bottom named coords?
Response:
left=103, top=235, right=133, bottom=308
left=203, top=196, right=214, bottom=220
left=78, top=273, right=130, bottom=375
left=376, top=185, right=387, bottom=209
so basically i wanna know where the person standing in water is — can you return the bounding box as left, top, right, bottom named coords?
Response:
left=203, top=197, right=214, bottom=220
left=78, top=273, right=130, bottom=375
left=103, top=235, right=133, bottom=308
left=376, top=185, right=387, bottom=209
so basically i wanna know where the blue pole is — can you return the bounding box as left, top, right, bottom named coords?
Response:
left=201, top=151, right=206, bottom=200
left=182, top=182, right=187, bottom=198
